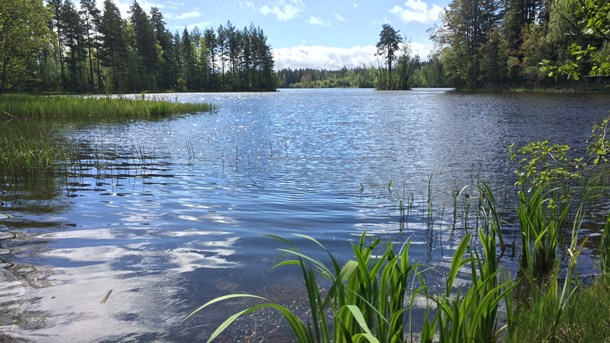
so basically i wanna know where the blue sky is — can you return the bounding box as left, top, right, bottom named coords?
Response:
left=110, top=0, right=450, bottom=70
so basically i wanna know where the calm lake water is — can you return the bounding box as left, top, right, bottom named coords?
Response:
left=1, top=88, right=610, bottom=342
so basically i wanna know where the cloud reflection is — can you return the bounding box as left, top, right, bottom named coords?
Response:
left=0, top=228, right=241, bottom=341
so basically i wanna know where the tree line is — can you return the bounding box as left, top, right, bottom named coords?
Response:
left=277, top=58, right=445, bottom=89
left=281, top=0, right=608, bottom=92
left=432, top=0, right=609, bottom=89
left=0, top=0, right=276, bottom=96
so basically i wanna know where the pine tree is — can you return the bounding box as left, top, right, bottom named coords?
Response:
left=130, top=1, right=158, bottom=90
left=61, top=0, right=87, bottom=91
left=48, top=0, right=67, bottom=90
left=80, top=0, right=101, bottom=92
left=98, top=0, right=129, bottom=92
left=376, top=24, right=402, bottom=90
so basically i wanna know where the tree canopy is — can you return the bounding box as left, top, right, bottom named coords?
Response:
left=0, top=0, right=52, bottom=96
left=2, top=0, right=276, bottom=94
left=376, top=24, right=402, bottom=90
left=432, top=0, right=610, bottom=89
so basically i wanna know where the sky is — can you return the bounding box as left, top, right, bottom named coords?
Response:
left=109, top=0, right=451, bottom=70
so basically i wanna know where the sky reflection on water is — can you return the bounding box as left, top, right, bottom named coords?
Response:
left=2, top=89, right=610, bottom=341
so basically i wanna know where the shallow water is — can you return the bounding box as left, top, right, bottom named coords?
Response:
left=1, top=88, right=610, bottom=341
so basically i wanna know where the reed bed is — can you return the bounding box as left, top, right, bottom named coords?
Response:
left=0, top=94, right=213, bottom=181
left=0, top=122, right=66, bottom=179
left=0, top=94, right=213, bottom=122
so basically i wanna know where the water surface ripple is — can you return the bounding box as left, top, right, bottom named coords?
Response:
left=1, top=88, right=610, bottom=341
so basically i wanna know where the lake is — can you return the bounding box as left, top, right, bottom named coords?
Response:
left=1, top=88, right=610, bottom=342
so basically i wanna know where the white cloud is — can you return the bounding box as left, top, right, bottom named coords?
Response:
left=260, top=0, right=305, bottom=21
left=169, top=21, right=212, bottom=31
left=169, top=10, right=201, bottom=20
left=239, top=1, right=256, bottom=10
left=274, top=45, right=377, bottom=70
left=162, top=1, right=184, bottom=10
left=307, top=16, right=330, bottom=26
left=334, top=13, right=345, bottom=22
left=274, top=42, right=434, bottom=70
left=408, top=41, right=434, bottom=58
left=389, top=0, right=444, bottom=24
left=165, top=1, right=184, bottom=7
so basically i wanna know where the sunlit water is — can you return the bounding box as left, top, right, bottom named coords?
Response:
left=1, top=88, right=610, bottom=342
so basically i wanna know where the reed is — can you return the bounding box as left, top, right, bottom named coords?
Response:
left=601, top=214, right=610, bottom=275
left=423, top=184, right=515, bottom=343
left=0, top=94, right=212, bottom=181
left=0, top=94, right=213, bottom=122
left=185, top=233, right=422, bottom=343
left=188, top=179, right=610, bottom=342
left=0, top=122, right=66, bottom=179
left=516, top=187, right=568, bottom=282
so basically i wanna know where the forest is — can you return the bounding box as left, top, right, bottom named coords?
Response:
left=0, top=0, right=607, bottom=93
left=280, top=0, right=608, bottom=90
left=0, top=0, right=276, bottom=95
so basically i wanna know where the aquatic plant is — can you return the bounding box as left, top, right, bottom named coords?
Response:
left=602, top=215, right=610, bottom=275
left=0, top=94, right=213, bottom=122
left=516, top=188, right=568, bottom=282
left=188, top=179, right=610, bottom=342
left=422, top=184, right=514, bottom=343
left=0, top=122, right=66, bottom=179
left=509, top=204, right=591, bottom=342
left=0, top=94, right=213, bottom=181
left=185, top=233, right=422, bottom=343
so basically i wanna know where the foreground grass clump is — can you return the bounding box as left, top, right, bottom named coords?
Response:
left=0, top=122, right=66, bottom=178
left=511, top=275, right=610, bottom=342
left=185, top=181, right=610, bottom=342
left=186, top=233, right=422, bottom=343
left=0, top=94, right=213, bottom=121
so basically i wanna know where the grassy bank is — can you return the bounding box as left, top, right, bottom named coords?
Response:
left=0, top=94, right=213, bottom=121
left=0, top=94, right=213, bottom=180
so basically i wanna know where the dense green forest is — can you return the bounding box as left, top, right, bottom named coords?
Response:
left=277, top=57, right=445, bottom=89
left=432, top=0, right=609, bottom=89
left=0, top=0, right=276, bottom=95
left=280, top=0, right=608, bottom=90
left=0, top=0, right=607, bottom=94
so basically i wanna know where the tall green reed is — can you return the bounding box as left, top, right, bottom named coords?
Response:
left=0, top=94, right=213, bottom=122
left=185, top=233, right=422, bottom=343
left=422, top=184, right=515, bottom=343
left=602, top=215, right=610, bottom=275
left=516, top=188, right=568, bottom=282
left=0, top=122, right=66, bottom=179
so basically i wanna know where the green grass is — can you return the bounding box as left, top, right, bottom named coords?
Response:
left=510, top=275, right=610, bottom=342
left=0, top=122, right=66, bottom=178
left=0, top=94, right=213, bottom=122
left=185, top=233, right=422, bottom=343
left=0, top=94, right=213, bottom=180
